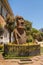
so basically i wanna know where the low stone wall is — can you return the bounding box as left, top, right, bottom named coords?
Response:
left=38, top=42, right=43, bottom=47
left=4, top=44, right=40, bottom=57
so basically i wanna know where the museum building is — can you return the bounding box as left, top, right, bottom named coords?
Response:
left=0, top=0, right=14, bottom=44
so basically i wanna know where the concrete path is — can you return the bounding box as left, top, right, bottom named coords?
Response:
left=0, top=53, right=4, bottom=60
left=0, top=54, right=43, bottom=65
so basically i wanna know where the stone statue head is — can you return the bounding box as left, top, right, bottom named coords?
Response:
left=15, top=16, right=25, bottom=29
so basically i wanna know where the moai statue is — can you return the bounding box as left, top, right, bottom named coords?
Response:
left=13, top=16, right=27, bottom=44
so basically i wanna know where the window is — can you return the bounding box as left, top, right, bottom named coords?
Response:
left=0, top=1, right=8, bottom=19
left=2, top=7, right=8, bottom=19
left=2, top=7, right=5, bottom=18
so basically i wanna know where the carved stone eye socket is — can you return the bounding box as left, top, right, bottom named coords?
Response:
left=21, top=22, right=24, bottom=24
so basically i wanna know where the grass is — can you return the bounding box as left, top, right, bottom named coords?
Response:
left=4, top=55, right=34, bottom=59
left=3, top=53, right=41, bottom=59
left=40, top=47, right=43, bottom=54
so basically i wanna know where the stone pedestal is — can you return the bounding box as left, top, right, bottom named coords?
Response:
left=3, top=44, right=40, bottom=58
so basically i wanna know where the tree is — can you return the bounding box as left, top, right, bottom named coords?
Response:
left=31, top=28, right=42, bottom=41
left=6, top=14, right=15, bottom=43
left=24, top=20, right=32, bottom=31
left=39, top=28, right=43, bottom=32
left=24, top=20, right=32, bottom=35
left=24, top=20, right=33, bottom=42
left=40, top=32, right=43, bottom=40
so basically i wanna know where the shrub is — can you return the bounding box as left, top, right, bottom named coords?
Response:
left=26, top=35, right=33, bottom=43
left=0, top=44, right=4, bottom=52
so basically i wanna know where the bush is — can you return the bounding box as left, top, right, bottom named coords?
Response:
left=0, top=44, right=4, bottom=52
left=26, top=35, right=33, bottom=43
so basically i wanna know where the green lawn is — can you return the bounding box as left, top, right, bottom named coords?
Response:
left=41, top=47, right=43, bottom=54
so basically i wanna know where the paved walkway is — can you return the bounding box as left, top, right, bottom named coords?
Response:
left=0, top=54, right=43, bottom=65
left=0, top=53, right=4, bottom=60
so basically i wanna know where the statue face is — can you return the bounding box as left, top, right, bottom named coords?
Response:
left=17, top=18, right=24, bottom=28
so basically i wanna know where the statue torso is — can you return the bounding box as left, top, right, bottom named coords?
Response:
left=14, top=28, right=26, bottom=44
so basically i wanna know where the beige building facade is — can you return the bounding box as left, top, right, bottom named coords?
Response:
left=0, top=0, right=14, bottom=44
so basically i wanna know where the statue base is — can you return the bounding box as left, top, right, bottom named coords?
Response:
left=3, top=44, right=40, bottom=58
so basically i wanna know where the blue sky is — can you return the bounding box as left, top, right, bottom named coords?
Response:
left=8, top=0, right=43, bottom=30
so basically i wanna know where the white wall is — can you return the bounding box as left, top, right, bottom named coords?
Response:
left=0, top=29, right=15, bottom=44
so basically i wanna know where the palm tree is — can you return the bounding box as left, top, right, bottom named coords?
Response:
left=6, top=14, right=15, bottom=43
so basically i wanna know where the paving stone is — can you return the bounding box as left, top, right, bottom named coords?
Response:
left=0, top=54, right=43, bottom=65
left=40, top=63, right=43, bottom=65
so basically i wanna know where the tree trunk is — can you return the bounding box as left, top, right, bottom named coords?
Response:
left=9, top=32, right=11, bottom=43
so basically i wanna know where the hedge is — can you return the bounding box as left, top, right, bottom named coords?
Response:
left=0, top=44, right=4, bottom=52
left=3, top=44, right=40, bottom=58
